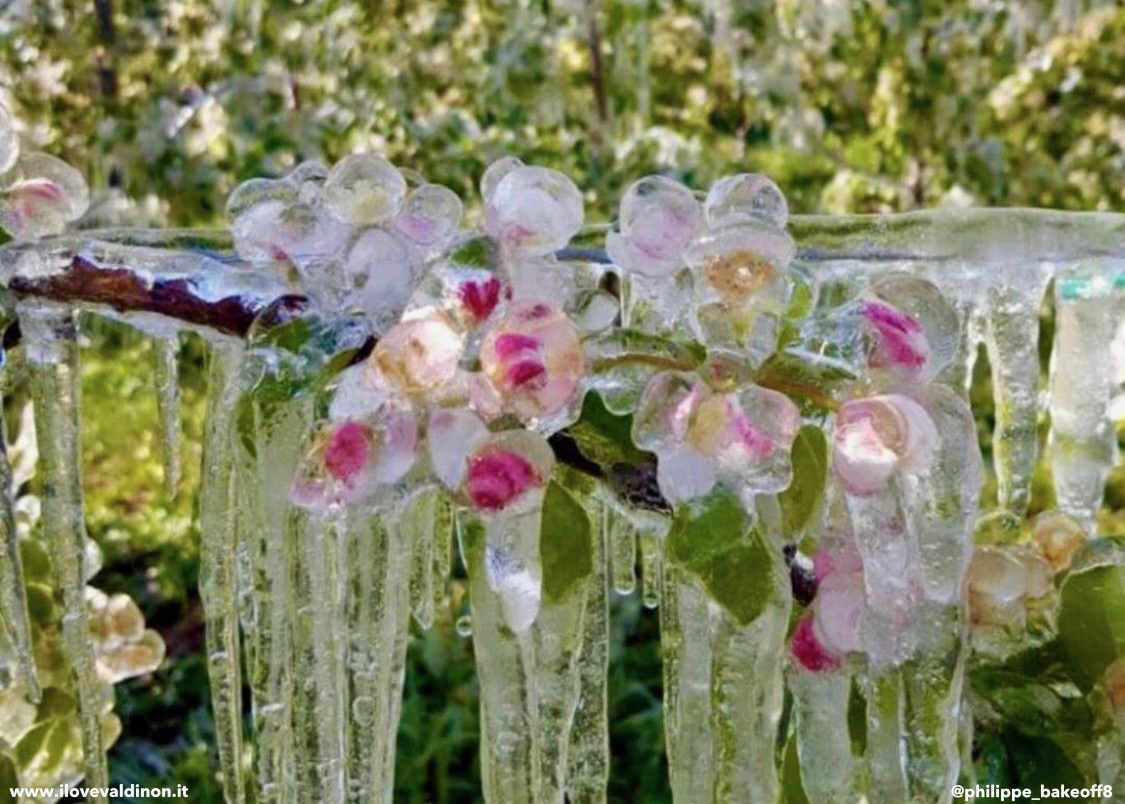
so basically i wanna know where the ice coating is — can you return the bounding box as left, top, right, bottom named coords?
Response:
left=0, top=152, right=90, bottom=240
left=0, top=144, right=1119, bottom=804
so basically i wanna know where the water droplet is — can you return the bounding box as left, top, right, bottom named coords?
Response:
left=455, top=614, right=473, bottom=637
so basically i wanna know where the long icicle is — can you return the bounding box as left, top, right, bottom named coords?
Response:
left=708, top=498, right=790, bottom=803
left=1048, top=268, right=1119, bottom=531
left=20, top=304, right=108, bottom=799
left=198, top=339, right=248, bottom=804
left=459, top=508, right=539, bottom=803
left=660, top=563, right=714, bottom=803
left=241, top=394, right=314, bottom=803
left=566, top=498, right=611, bottom=804
left=344, top=500, right=412, bottom=804
left=983, top=274, right=1050, bottom=515
left=0, top=394, right=40, bottom=702
left=153, top=336, right=182, bottom=497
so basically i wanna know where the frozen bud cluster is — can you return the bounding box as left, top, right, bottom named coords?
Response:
left=228, top=153, right=462, bottom=332
left=967, top=539, right=1060, bottom=656
left=0, top=106, right=89, bottom=240
left=86, top=588, right=166, bottom=684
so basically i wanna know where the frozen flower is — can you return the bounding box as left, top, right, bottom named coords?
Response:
left=832, top=394, right=939, bottom=497
left=792, top=545, right=866, bottom=672
left=483, top=163, right=583, bottom=257
left=861, top=301, right=930, bottom=373
left=427, top=410, right=554, bottom=514
left=290, top=414, right=417, bottom=510
left=458, top=274, right=505, bottom=325
left=344, top=227, right=416, bottom=331
left=479, top=300, right=584, bottom=422
left=633, top=371, right=800, bottom=505
left=688, top=221, right=795, bottom=309
left=371, top=309, right=465, bottom=400
left=323, top=153, right=407, bottom=225
left=467, top=449, right=540, bottom=511
left=390, top=183, right=463, bottom=257
left=1030, top=511, right=1087, bottom=572
left=705, top=173, right=788, bottom=230
left=606, top=176, right=703, bottom=278
left=0, top=152, right=90, bottom=240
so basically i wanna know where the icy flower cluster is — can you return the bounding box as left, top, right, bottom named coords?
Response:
left=967, top=512, right=1087, bottom=656
left=608, top=172, right=793, bottom=364
left=605, top=173, right=806, bottom=506
left=263, top=157, right=590, bottom=518
left=0, top=104, right=90, bottom=240
left=792, top=273, right=978, bottom=671
left=228, top=154, right=463, bottom=331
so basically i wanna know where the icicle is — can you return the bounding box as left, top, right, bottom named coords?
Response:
left=198, top=339, right=248, bottom=804
left=789, top=670, right=861, bottom=803
left=529, top=562, right=586, bottom=804
left=606, top=504, right=637, bottom=596
left=1048, top=268, right=1120, bottom=531
left=0, top=395, right=40, bottom=701
left=638, top=520, right=662, bottom=610
left=567, top=499, right=610, bottom=804
left=344, top=504, right=412, bottom=804
left=865, top=671, right=909, bottom=801
left=153, top=336, right=181, bottom=497
left=404, top=487, right=448, bottom=630
left=297, top=506, right=347, bottom=803
left=239, top=393, right=315, bottom=802
left=19, top=304, right=108, bottom=798
left=659, top=564, right=714, bottom=803
left=983, top=272, right=1050, bottom=514
left=707, top=499, right=790, bottom=804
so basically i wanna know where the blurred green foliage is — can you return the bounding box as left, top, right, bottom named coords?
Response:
left=1, top=0, right=1122, bottom=800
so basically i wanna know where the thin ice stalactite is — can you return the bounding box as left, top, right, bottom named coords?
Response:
left=404, top=487, right=445, bottom=630
left=458, top=508, right=538, bottom=803
left=299, top=507, right=348, bottom=803
left=343, top=503, right=412, bottom=804
left=152, top=336, right=181, bottom=497
left=0, top=395, right=40, bottom=702
left=198, top=339, right=248, bottom=804
left=1048, top=266, right=1121, bottom=531
left=789, top=670, right=861, bottom=803
left=638, top=519, right=663, bottom=610
left=240, top=394, right=314, bottom=803
left=566, top=499, right=610, bottom=804
left=606, top=503, right=637, bottom=596
left=983, top=271, right=1050, bottom=515
left=866, top=671, right=909, bottom=801
left=659, top=563, right=714, bottom=803
left=708, top=498, right=790, bottom=804
left=19, top=304, right=108, bottom=800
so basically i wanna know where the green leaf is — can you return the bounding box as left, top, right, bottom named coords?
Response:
left=667, top=490, right=779, bottom=625
left=779, top=426, right=828, bottom=541
left=1057, top=545, right=1125, bottom=687
left=667, top=489, right=750, bottom=571
left=539, top=480, right=593, bottom=604
left=565, top=391, right=652, bottom=468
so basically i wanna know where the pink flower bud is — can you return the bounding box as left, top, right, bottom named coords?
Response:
left=466, top=448, right=541, bottom=512
left=862, top=301, right=930, bottom=373
left=480, top=301, right=583, bottom=421
left=791, top=614, right=841, bottom=672
left=833, top=394, right=939, bottom=496
left=324, top=422, right=374, bottom=484
left=459, top=276, right=504, bottom=324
